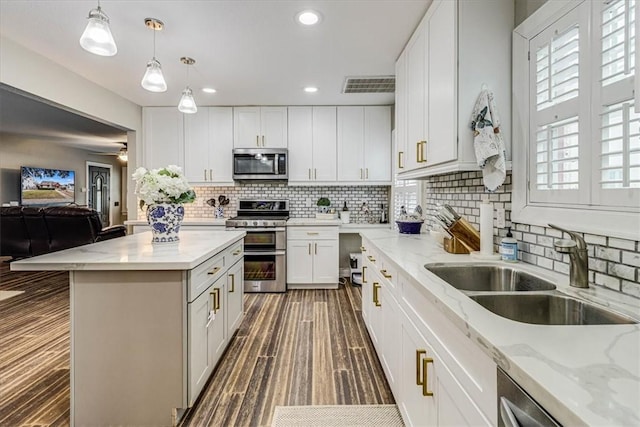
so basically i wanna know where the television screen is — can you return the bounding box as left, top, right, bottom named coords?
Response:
left=20, top=167, right=75, bottom=206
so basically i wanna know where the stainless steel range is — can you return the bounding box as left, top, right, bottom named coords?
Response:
left=226, top=200, right=288, bottom=293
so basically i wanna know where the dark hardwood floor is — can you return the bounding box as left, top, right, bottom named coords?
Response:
left=0, top=259, right=393, bottom=427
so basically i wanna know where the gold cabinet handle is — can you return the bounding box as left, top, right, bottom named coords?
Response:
left=314, top=168, right=317, bottom=179
left=421, top=141, right=427, bottom=164
left=362, top=266, right=367, bottom=283
left=229, top=273, right=235, bottom=293
left=232, top=249, right=242, bottom=256
left=210, top=169, right=213, bottom=181
left=307, top=232, right=319, bottom=235
left=204, top=169, right=207, bottom=181
left=373, top=282, right=381, bottom=307
left=315, top=242, right=318, bottom=255
left=398, top=151, right=404, bottom=169
left=360, top=246, right=366, bottom=252
left=416, top=141, right=421, bottom=163
left=360, top=168, right=363, bottom=179
left=416, top=349, right=426, bottom=385
left=262, top=135, right=265, bottom=146
left=207, top=266, right=221, bottom=275
left=380, top=269, right=392, bottom=279
left=256, top=135, right=260, bottom=147
left=309, top=168, right=312, bottom=180
left=422, top=357, right=434, bottom=397
left=366, top=168, right=369, bottom=179
left=367, top=255, right=376, bottom=262
left=308, top=243, right=312, bottom=255
left=211, top=288, right=221, bottom=313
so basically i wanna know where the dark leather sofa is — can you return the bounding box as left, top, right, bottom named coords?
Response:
left=0, top=206, right=126, bottom=259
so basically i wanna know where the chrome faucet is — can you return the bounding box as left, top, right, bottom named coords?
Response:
left=548, top=224, right=589, bottom=288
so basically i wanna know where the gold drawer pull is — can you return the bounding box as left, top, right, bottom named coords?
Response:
left=416, top=349, right=426, bottom=385
left=398, top=151, right=404, bottom=169
left=380, top=269, right=392, bottom=279
left=362, top=266, right=367, bottom=284
left=373, top=282, right=381, bottom=307
left=232, top=249, right=242, bottom=256
left=229, top=273, right=235, bottom=293
left=367, top=255, right=376, bottom=262
left=307, top=232, right=319, bottom=235
left=207, top=266, right=221, bottom=275
left=360, top=246, right=367, bottom=252
left=422, top=357, right=434, bottom=397
left=210, top=288, right=221, bottom=313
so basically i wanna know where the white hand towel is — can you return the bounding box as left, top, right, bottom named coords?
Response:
left=470, top=89, right=506, bottom=192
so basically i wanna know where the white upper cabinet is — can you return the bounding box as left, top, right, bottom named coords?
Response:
left=288, top=106, right=337, bottom=184
left=396, top=0, right=513, bottom=178
left=337, top=106, right=392, bottom=184
left=233, top=106, right=287, bottom=148
left=143, top=107, right=184, bottom=170
left=184, top=108, right=234, bottom=184
left=395, top=51, right=408, bottom=172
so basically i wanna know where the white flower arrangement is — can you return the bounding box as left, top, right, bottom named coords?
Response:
left=132, top=165, right=196, bottom=210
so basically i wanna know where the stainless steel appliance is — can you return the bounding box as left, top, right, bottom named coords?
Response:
left=232, top=148, right=288, bottom=181
left=226, top=200, right=289, bottom=292
left=497, top=368, right=561, bottom=427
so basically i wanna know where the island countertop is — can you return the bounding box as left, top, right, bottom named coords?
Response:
left=359, top=229, right=640, bottom=426
left=10, top=230, right=245, bottom=271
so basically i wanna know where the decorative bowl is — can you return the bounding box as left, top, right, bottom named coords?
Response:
left=396, top=220, right=424, bottom=234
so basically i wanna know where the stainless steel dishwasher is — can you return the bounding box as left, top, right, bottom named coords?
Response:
left=497, top=368, right=561, bottom=427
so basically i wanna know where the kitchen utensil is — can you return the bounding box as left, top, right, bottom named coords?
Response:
left=444, top=204, right=461, bottom=220
left=206, top=198, right=216, bottom=207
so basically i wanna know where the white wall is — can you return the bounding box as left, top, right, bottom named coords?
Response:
left=0, top=36, right=142, bottom=219
left=515, top=0, right=547, bottom=26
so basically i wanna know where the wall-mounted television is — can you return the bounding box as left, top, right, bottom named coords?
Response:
left=20, top=166, right=75, bottom=206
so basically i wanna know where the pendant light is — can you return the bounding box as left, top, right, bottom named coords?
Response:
left=79, top=1, right=117, bottom=56
left=178, top=57, right=197, bottom=114
left=141, top=18, right=167, bottom=93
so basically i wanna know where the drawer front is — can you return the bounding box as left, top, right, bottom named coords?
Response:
left=287, top=226, right=338, bottom=240
left=400, top=273, right=497, bottom=424
left=188, top=253, right=225, bottom=302
left=227, top=241, right=244, bottom=266
left=379, top=255, right=398, bottom=294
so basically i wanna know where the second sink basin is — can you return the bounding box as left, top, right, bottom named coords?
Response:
left=425, top=263, right=557, bottom=292
left=469, top=294, right=637, bottom=325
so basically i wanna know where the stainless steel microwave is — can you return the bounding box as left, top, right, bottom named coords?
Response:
left=232, top=148, right=288, bottom=180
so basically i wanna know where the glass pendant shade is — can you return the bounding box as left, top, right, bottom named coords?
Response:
left=79, top=7, right=117, bottom=56
left=178, top=87, right=197, bottom=114
left=141, top=58, right=167, bottom=92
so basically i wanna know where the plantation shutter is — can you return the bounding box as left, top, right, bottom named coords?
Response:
left=393, top=178, right=420, bottom=220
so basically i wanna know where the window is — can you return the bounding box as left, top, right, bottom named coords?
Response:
left=393, top=177, right=421, bottom=220
left=513, top=0, right=639, bottom=239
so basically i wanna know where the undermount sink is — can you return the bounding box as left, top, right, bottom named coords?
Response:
left=425, top=263, right=557, bottom=292
left=469, top=294, right=638, bottom=325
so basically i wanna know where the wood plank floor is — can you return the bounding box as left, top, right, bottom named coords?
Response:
left=0, top=259, right=393, bottom=427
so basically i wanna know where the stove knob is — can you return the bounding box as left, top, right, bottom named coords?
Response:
left=242, top=221, right=248, bottom=227
left=253, top=221, right=258, bottom=226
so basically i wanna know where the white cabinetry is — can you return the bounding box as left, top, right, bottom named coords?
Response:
left=143, top=107, right=184, bottom=170
left=396, top=0, right=513, bottom=178
left=288, top=106, right=337, bottom=183
left=226, top=258, right=244, bottom=336
left=184, top=107, right=233, bottom=184
left=337, top=106, right=392, bottom=184
left=287, top=226, right=339, bottom=288
left=233, top=107, right=287, bottom=148
left=360, top=237, right=497, bottom=426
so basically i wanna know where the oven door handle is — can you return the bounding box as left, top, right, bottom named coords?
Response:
left=228, top=227, right=287, bottom=232
left=244, top=250, right=286, bottom=256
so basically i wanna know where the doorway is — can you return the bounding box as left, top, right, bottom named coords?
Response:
left=87, top=163, right=111, bottom=226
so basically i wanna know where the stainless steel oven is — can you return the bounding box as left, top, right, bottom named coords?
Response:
left=226, top=200, right=289, bottom=293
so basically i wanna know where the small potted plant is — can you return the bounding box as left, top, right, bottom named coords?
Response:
left=316, top=197, right=331, bottom=213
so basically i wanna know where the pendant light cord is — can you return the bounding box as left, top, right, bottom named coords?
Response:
left=152, top=27, right=156, bottom=59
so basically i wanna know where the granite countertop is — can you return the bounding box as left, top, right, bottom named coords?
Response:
left=10, top=230, right=246, bottom=271
left=359, top=229, right=640, bottom=426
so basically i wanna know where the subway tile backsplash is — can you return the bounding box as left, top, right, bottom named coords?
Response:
left=179, top=183, right=390, bottom=224
left=424, top=170, right=640, bottom=298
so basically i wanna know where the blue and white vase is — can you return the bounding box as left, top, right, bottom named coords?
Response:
left=215, top=206, right=224, bottom=218
left=146, top=203, right=184, bottom=243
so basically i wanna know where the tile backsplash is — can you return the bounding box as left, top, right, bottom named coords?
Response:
left=179, top=183, right=390, bottom=224
left=423, top=171, right=640, bottom=298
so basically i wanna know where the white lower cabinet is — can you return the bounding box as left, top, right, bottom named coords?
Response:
left=226, top=259, right=244, bottom=336
left=360, top=238, right=496, bottom=426
left=287, top=226, right=339, bottom=288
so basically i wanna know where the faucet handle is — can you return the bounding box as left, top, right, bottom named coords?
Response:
left=548, top=224, right=587, bottom=250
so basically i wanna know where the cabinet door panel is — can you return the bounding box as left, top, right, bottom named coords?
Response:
left=184, top=108, right=210, bottom=183
left=380, top=289, right=401, bottom=394
left=364, top=106, right=391, bottom=181
left=287, top=240, right=314, bottom=284
left=209, top=107, right=234, bottom=183
left=288, top=107, right=313, bottom=182
left=405, top=22, right=428, bottom=172
left=261, top=107, right=288, bottom=148
left=395, top=53, right=408, bottom=173
left=312, top=239, right=338, bottom=284
left=208, top=278, right=227, bottom=368
left=427, top=0, right=457, bottom=165
left=188, top=288, right=211, bottom=405
left=143, top=108, right=184, bottom=169
left=312, top=106, right=337, bottom=181
left=234, top=107, right=261, bottom=148
left=226, top=259, right=244, bottom=337
left=337, top=106, right=365, bottom=181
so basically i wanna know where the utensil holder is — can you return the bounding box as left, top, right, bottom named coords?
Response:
left=447, top=217, right=481, bottom=252
left=443, top=236, right=470, bottom=254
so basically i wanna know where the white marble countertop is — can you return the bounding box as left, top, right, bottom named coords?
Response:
left=359, top=229, right=640, bottom=426
left=124, top=218, right=228, bottom=226
left=10, top=230, right=246, bottom=271
left=287, top=218, right=342, bottom=226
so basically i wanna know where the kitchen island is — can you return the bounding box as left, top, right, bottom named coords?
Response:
left=11, top=230, right=245, bottom=427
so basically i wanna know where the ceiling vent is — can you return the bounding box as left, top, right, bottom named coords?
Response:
left=342, top=76, right=395, bottom=93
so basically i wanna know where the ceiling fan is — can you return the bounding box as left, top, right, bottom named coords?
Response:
left=94, top=142, right=128, bottom=162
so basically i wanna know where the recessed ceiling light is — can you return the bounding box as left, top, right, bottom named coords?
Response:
left=304, top=86, right=318, bottom=93
left=202, top=87, right=217, bottom=94
left=296, top=10, right=321, bottom=26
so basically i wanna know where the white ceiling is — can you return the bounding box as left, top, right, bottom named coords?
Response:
left=0, top=0, right=431, bottom=108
